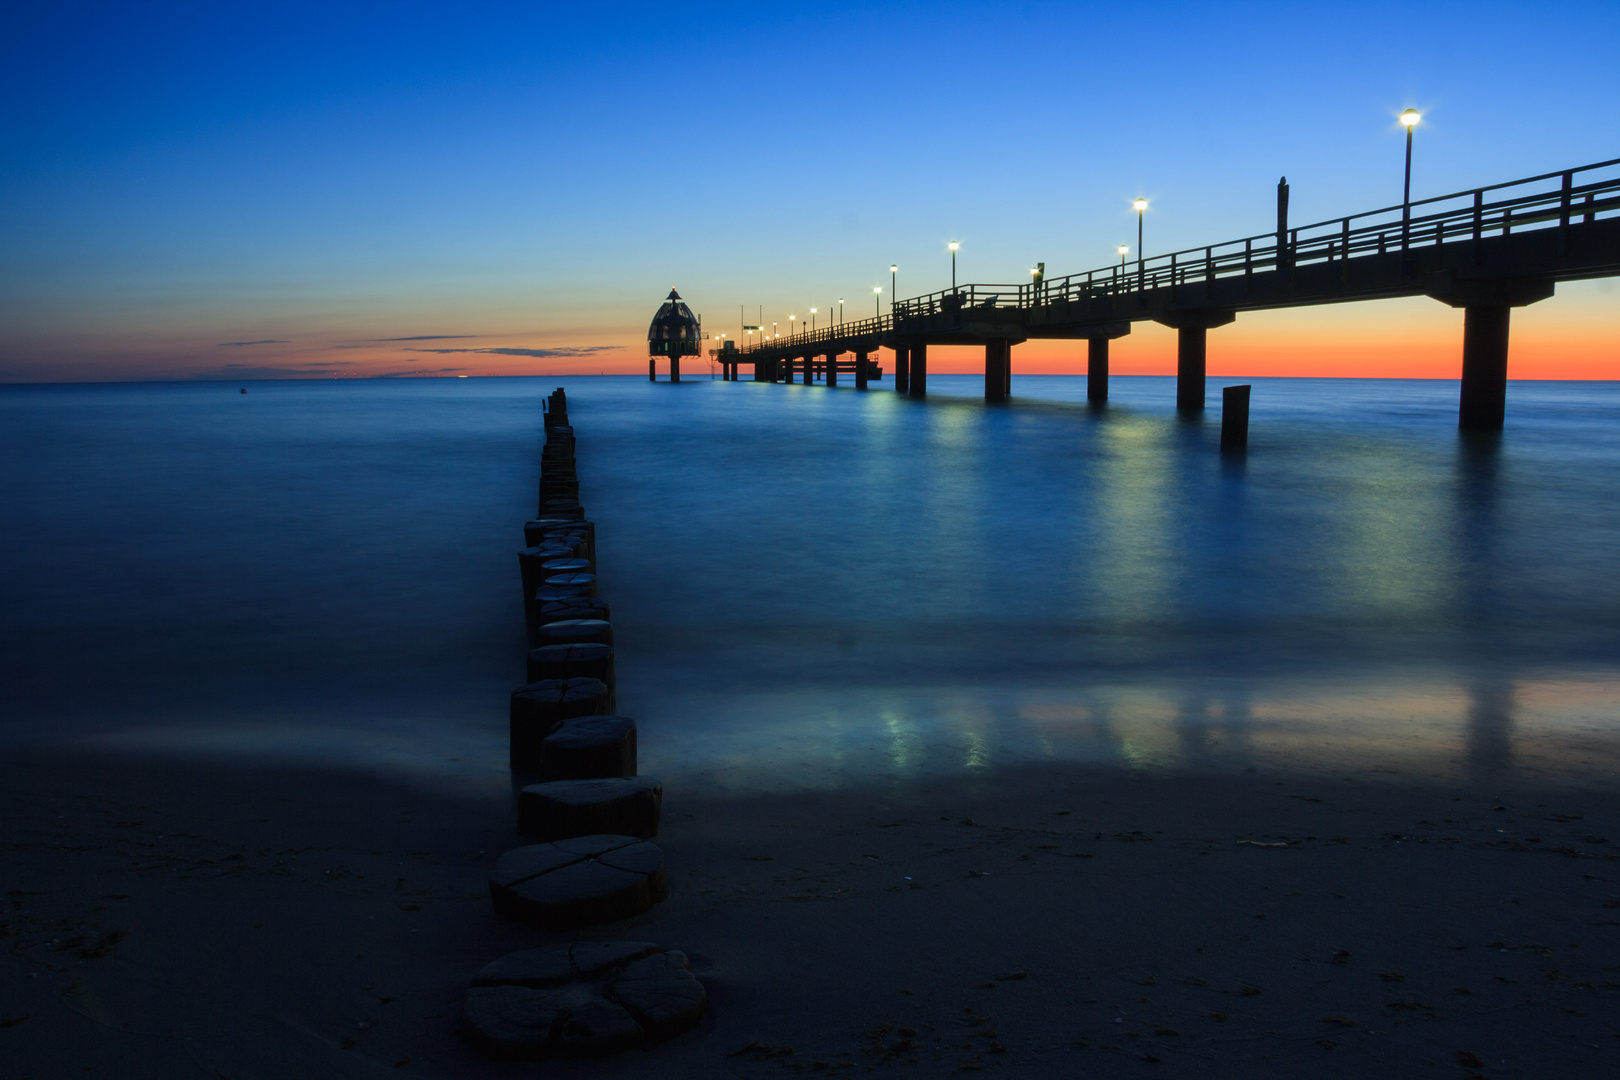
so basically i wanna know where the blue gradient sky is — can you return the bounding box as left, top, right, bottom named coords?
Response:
left=1, top=1, right=1616, bottom=381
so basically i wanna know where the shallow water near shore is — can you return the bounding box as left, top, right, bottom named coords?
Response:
left=4, top=374, right=1619, bottom=795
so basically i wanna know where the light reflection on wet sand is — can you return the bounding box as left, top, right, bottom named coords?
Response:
left=628, top=668, right=1620, bottom=796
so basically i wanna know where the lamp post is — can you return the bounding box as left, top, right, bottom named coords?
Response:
left=873, top=285, right=881, bottom=318
left=1118, top=244, right=1129, bottom=268
left=1399, top=108, right=1421, bottom=270
left=838, top=298, right=844, bottom=325
left=810, top=308, right=816, bottom=335
left=948, top=242, right=959, bottom=292
left=889, top=264, right=897, bottom=312
left=1132, top=197, right=1148, bottom=276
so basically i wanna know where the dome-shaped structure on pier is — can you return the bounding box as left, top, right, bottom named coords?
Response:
left=647, top=289, right=700, bottom=360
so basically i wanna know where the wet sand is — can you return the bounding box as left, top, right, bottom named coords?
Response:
left=4, top=749, right=1617, bottom=1078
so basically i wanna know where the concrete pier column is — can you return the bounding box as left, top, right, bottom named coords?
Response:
left=854, top=350, right=869, bottom=389
left=1087, top=338, right=1110, bottom=402
left=909, top=343, right=928, bottom=397
left=894, top=345, right=910, bottom=394
left=648, top=359, right=656, bottom=381
left=984, top=341, right=1009, bottom=402
left=670, top=357, right=681, bottom=383
left=1458, top=304, right=1510, bottom=430
left=1422, top=275, right=1554, bottom=431
left=826, top=351, right=839, bottom=387
left=801, top=356, right=813, bottom=384
left=1176, top=327, right=1206, bottom=413
left=1155, top=310, right=1234, bottom=415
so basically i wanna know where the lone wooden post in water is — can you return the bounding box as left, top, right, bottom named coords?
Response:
left=1221, top=385, right=1251, bottom=451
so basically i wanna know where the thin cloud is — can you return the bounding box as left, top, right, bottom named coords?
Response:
left=407, top=345, right=617, bottom=358
left=378, top=367, right=466, bottom=377
left=368, top=335, right=479, bottom=341
left=219, top=339, right=290, bottom=347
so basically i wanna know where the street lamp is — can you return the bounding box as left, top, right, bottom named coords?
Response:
left=1400, top=109, right=1421, bottom=205
left=810, top=308, right=816, bottom=334
left=838, top=298, right=844, bottom=324
left=873, top=285, right=882, bottom=318
left=1118, top=244, right=1129, bottom=267
left=789, top=313, right=797, bottom=339
left=948, top=242, right=959, bottom=292
left=889, top=264, right=897, bottom=310
left=1399, top=108, right=1421, bottom=268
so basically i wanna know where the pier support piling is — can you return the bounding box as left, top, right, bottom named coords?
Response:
left=1155, top=310, right=1234, bottom=415
left=826, top=351, right=838, bottom=387
left=1087, top=338, right=1110, bottom=403
left=670, top=357, right=680, bottom=383
left=894, top=345, right=910, bottom=394
left=1177, top=328, right=1206, bottom=413
left=1458, top=305, right=1511, bottom=431
left=984, top=340, right=1011, bottom=402
left=909, top=343, right=928, bottom=397
left=648, top=360, right=655, bottom=382
left=1424, top=275, right=1555, bottom=431
left=854, top=350, right=869, bottom=389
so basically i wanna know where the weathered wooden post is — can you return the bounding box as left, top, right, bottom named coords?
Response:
left=1221, top=385, right=1251, bottom=451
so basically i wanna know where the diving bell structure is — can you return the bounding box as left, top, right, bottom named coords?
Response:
left=647, top=288, right=701, bottom=382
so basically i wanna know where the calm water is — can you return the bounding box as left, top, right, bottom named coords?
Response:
left=4, top=374, right=1618, bottom=794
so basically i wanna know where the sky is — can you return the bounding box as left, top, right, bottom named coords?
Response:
left=1, top=0, right=1616, bottom=383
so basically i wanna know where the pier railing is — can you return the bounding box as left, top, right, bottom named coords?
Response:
left=742, top=313, right=894, bottom=353
left=738, top=155, right=1620, bottom=354
left=902, top=156, right=1620, bottom=316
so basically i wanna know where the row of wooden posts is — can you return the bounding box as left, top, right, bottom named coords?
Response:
left=458, top=391, right=705, bottom=1060
left=489, top=387, right=671, bottom=923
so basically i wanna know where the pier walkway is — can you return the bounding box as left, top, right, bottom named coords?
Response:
left=720, top=157, right=1620, bottom=429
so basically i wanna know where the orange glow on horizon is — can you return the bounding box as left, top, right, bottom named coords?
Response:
left=2, top=290, right=1613, bottom=383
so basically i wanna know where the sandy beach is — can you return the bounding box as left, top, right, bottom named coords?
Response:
left=5, top=748, right=1617, bottom=1078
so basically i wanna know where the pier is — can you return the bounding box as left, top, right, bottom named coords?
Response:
left=725, top=157, right=1620, bottom=429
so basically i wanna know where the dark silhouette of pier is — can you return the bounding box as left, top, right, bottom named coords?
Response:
left=718, top=157, right=1620, bottom=429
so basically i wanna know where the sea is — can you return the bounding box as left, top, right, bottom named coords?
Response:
left=4, top=374, right=1618, bottom=796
